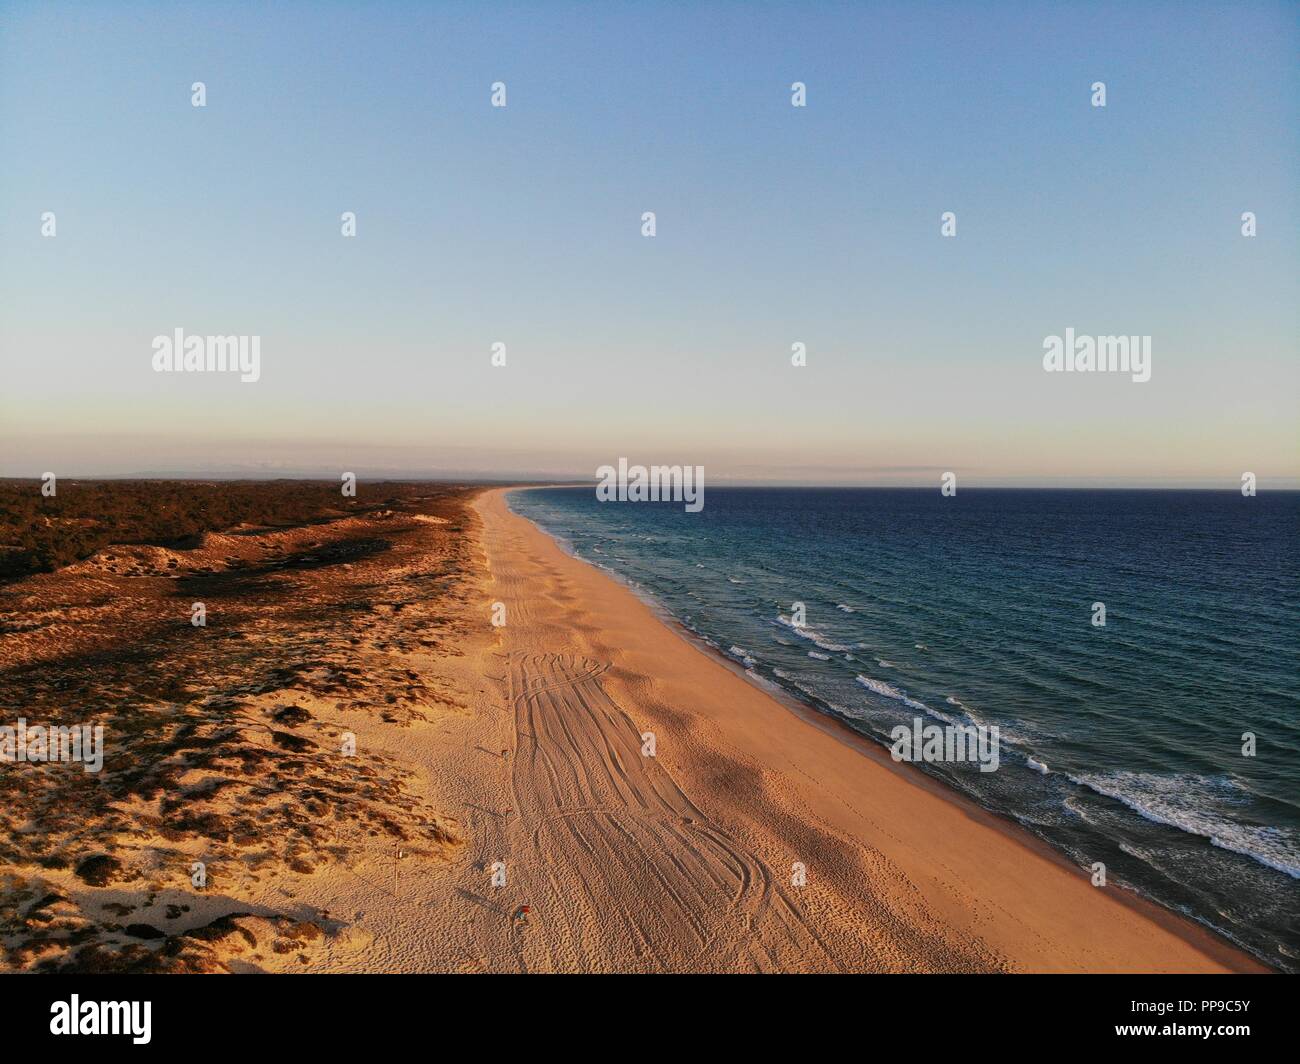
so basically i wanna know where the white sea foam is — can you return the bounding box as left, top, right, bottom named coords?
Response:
left=807, top=651, right=831, bottom=661
left=774, top=615, right=852, bottom=652
left=855, top=674, right=931, bottom=714
left=942, top=695, right=1031, bottom=748
left=873, top=683, right=989, bottom=731
left=1062, top=795, right=1091, bottom=821
left=1071, top=771, right=1300, bottom=879
left=945, top=695, right=983, bottom=725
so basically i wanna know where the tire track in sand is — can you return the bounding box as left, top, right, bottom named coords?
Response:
left=504, top=651, right=839, bottom=972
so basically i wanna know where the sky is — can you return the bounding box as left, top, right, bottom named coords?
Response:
left=1, top=0, right=1296, bottom=486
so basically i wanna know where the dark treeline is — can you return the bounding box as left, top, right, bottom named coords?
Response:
left=0, top=480, right=466, bottom=578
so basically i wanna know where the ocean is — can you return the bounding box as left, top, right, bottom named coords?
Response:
left=508, top=486, right=1300, bottom=970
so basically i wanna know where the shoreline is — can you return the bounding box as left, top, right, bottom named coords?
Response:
left=482, top=485, right=1267, bottom=972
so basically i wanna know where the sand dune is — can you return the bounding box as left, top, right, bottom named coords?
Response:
left=0, top=489, right=479, bottom=972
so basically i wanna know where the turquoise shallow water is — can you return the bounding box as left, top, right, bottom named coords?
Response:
left=510, top=486, right=1300, bottom=970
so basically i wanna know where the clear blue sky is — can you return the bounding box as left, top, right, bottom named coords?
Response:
left=1, top=0, right=1296, bottom=485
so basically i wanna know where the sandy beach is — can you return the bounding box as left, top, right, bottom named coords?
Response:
left=463, top=487, right=1266, bottom=972
left=0, top=483, right=1268, bottom=973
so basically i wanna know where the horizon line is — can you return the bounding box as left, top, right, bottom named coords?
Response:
left=4, top=474, right=1297, bottom=492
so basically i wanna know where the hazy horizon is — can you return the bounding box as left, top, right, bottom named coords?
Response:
left=5, top=466, right=1299, bottom=491
left=2, top=1, right=1296, bottom=487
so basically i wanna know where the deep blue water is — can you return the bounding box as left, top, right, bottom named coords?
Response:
left=509, top=487, right=1300, bottom=970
